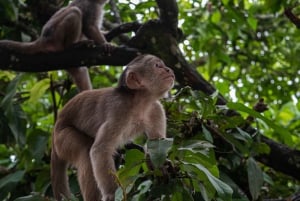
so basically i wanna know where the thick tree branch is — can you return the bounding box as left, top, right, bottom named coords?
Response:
left=109, top=0, right=122, bottom=24
left=104, top=21, right=142, bottom=42
left=257, top=135, right=300, bottom=180
left=0, top=43, right=139, bottom=72
left=284, top=7, right=300, bottom=28
left=155, top=0, right=179, bottom=35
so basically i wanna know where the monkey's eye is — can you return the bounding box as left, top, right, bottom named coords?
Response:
left=155, top=63, right=163, bottom=68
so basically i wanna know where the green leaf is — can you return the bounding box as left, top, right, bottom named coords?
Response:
left=182, top=162, right=233, bottom=200
left=199, top=182, right=209, bottom=201
left=115, top=187, right=124, bottom=201
left=247, top=17, right=257, bottom=31
left=1, top=74, right=27, bottom=146
left=236, top=127, right=252, bottom=142
left=252, top=142, right=271, bottom=155
left=202, top=125, right=214, bottom=143
left=147, top=138, right=173, bottom=168
left=1, top=74, right=24, bottom=108
left=117, top=149, right=144, bottom=187
left=130, top=180, right=152, bottom=200
left=211, top=10, right=221, bottom=24
left=227, top=102, right=292, bottom=138
left=0, top=0, right=18, bottom=21
left=13, top=193, right=46, bottom=201
left=247, top=157, right=263, bottom=200
left=264, top=0, right=282, bottom=12
left=27, top=129, right=49, bottom=162
left=0, top=170, right=25, bottom=189
left=179, top=140, right=215, bottom=150
left=28, top=78, right=50, bottom=103
left=222, top=0, right=229, bottom=6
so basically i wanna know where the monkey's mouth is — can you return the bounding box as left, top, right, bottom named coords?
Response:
left=163, top=74, right=175, bottom=80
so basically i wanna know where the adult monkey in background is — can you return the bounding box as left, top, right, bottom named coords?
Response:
left=0, top=0, right=112, bottom=91
left=51, top=54, right=175, bottom=201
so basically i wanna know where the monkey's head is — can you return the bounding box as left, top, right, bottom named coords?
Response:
left=118, top=54, right=175, bottom=97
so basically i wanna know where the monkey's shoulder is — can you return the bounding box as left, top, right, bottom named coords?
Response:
left=61, top=88, right=113, bottom=110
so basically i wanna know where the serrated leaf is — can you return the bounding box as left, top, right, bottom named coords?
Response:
left=147, top=138, right=173, bottom=168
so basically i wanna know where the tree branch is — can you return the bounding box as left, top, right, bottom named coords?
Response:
left=155, top=0, right=179, bottom=35
left=285, top=7, right=300, bottom=28
left=104, top=21, right=142, bottom=42
left=0, top=43, right=139, bottom=72
left=257, top=135, right=300, bottom=180
left=109, top=0, right=122, bottom=24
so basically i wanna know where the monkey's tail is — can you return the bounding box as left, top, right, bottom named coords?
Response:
left=51, top=148, right=72, bottom=200
left=0, top=40, right=39, bottom=54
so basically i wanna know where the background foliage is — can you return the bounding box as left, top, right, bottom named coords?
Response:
left=0, top=0, right=299, bottom=200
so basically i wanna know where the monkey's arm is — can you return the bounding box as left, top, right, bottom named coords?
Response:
left=85, top=25, right=108, bottom=45
left=90, top=122, right=119, bottom=201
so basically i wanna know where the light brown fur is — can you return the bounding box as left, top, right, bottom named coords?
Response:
left=51, top=54, right=175, bottom=201
left=0, top=0, right=111, bottom=91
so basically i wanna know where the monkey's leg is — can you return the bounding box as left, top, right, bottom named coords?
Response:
left=41, top=7, right=92, bottom=91
left=67, top=67, right=92, bottom=91
left=53, top=127, right=101, bottom=201
left=57, top=7, right=92, bottom=91
left=76, top=148, right=102, bottom=201
left=41, top=7, right=83, bottom=49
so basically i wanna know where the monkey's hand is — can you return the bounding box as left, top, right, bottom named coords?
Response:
left=102, top=42, right=116, bottom=56
left=69, top=40, right=96, bottom=49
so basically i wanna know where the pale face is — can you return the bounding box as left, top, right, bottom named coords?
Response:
left=143, top=56, right=175, bottom=96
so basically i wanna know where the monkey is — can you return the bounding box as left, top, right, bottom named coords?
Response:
left=51, top=54, right=175, bottom=201
left=0, top=0, right=112, bottom=91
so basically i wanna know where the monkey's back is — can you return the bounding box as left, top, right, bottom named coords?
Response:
left=55, top=88, right=114, bottom=137
left=54, top=87, right=138, bottom=137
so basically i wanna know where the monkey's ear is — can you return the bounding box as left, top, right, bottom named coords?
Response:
left=126, top=72, right=143, bottom=89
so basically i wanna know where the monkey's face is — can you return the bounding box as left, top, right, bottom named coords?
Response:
left=144, top=57, right=175, bottom=96
left=122, top=55, right=175, bottom=96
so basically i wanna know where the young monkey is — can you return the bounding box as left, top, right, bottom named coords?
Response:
left=51, top=54, right=175, bottom=201
left=0, top=0, right=112, bottom=91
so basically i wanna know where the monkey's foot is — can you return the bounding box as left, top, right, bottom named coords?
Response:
left=69, top=40, right=96, bottom=49
left=101, top=43, right=116, bottom=56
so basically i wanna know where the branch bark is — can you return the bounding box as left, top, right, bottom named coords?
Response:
left=285, top=7, right=300, bottom=28
left=0, top=43, right=139, bottom=72
left=257, top=135, right=300, bottom=180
